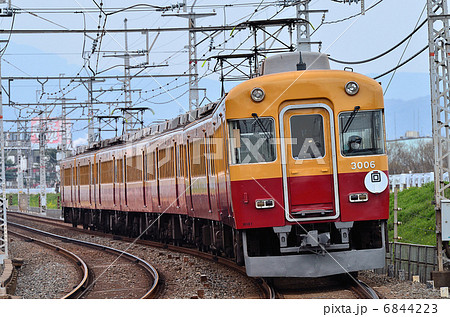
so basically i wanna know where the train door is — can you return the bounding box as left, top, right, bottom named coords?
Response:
left=123, top=154, right=128, bottom=206
left=204, top=134, right=212, bottom=212
left=279, top=104, right=340, bottom=222
left=174, top=143, right=180, bottom=208
left=142, top=150, right=147, bottom=207
left=77, top=163, right=81, bottom=204
left=71, top=165, right=74, bottom=203
left=186, top=140, right=194, bottom=211
left=116, top=156, right=123, bottom=208
left=113, top=156, right=116, bottom=206
left=89, top=162, right=92, bottom=205
left=98, top=159, right=102, bottom=206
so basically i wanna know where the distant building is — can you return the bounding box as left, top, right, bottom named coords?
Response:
left=387, top=131, right=432, bottom=148
left=404, top=130, right=420, bottom=138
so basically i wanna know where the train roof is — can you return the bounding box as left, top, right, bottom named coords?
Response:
left=260, top=51, right=330, bottom=75
left=72, top=100, right=220, bottom=157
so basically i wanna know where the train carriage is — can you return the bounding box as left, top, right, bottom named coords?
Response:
left=61, top=51, right=389, bottom=277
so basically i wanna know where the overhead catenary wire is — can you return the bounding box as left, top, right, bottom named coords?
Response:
left=311, top=0, right=384, bottom=38
left=328, top=19, right=427, bottom=65
left=324, top=0, right=384, bottom=25
left=373, top=45, right=427, bottom=80
left=383, top=3, right=427, bottom=96
left=114, top=3, right=286, bottom=105
left=0, top=13, right=15, bottom=57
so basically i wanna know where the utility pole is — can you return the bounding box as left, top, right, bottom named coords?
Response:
left=88, top=79, right=96, bottom=145
left=61, top=97, right=72, bottom=159
left=164, top=1, right=216, bottom=111
left=123, top=18, right=132, bottom=134
left=278, top=1, right=327, bottom=52
left=47, top=95, right=76, bottom=159
left=75, top=77, right=105, bottom=146
left=49, top=76, right=76, bottom=160
left=0, top=1, right=13, bottom=265
left=427, top=0, right=450, bottom=272
left=60, top=74, right=74, bottom=160
left=103, top=18, right=147, bottom=135
left=0, top=49, right=7, bottom=264
left=39, top=108, right=47, bottom=214
left=15, top=120, right=31, bottom=213
left=17, top=145, right=23, bottom=209
left=296, top=0, right=311, bottom=52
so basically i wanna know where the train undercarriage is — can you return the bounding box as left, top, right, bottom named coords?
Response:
left=63, top=207, right=245, bottom=264
left=63, top=207, right=387, bottom=277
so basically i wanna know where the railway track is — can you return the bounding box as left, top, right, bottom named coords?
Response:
left=8, top=218, right=159, bottom=299
left=8, top=230, right=90, bottom=299
left=270, top=274, right=380, bottom=299
left=8, top=211, right=272, bottom=299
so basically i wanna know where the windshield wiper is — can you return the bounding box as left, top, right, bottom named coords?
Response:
left=251, top=113, right=272, bottom=141
left=342, top=106, right=360, bottom=133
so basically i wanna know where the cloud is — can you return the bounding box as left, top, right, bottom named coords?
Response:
left=73, top=135, right=88, bottom=147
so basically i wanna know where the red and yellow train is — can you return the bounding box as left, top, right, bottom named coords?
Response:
left=61, top=52, right=389, bottom=277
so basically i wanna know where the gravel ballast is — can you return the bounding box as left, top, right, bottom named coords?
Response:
left=8, top=214, right=450, bottom=299
left=359, top=271, right=445, bottom=299
left=8, top=237, right=80, bottom=299
left=8, top=218, right=263, bottom=299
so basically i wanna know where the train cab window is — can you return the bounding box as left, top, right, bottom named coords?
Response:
left=290, top=114, right=325, bottom=159
left=228, top=117, right=276, bottom=164
left=339, top=109, right=385, bottom=157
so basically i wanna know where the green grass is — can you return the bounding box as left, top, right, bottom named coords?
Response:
left=388, top=182, right=436, bottom=246
left=8, top=193, right=61, bottom=209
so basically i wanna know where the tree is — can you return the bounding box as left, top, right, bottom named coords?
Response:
left=387, top=140, right=434, bottom=174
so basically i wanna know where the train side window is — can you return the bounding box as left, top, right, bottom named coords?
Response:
left=64, top=168, right=71, bottom=187
left=98, top=160, right=102, bottom=205
left=89, top=163, right=92, bottom=185
left=339, top=110, right=385, bottom=157
left=228, top=117, right=276, bottom=164
left=117, top=158, right=123, bottom=183
left=147, top=151, right=155, bottom=180
left=123, top=155, right=127, bottom=183
left=143, top=151, right=147, bottom=181
left=290, top=114, right=325, bottom=160
left=114, top=157, right=117, bottom=183
left=80, top=164, right=89, bottom=185
left=156, top=149, right=161, bottom=206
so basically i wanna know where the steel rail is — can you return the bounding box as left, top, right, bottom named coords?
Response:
left=8, top=229, right=89, bottom=299
left=355, top=279, right=380, bottom=299
left=8, top=211, right=271, bottom=299
left=8, top=221, right=159, bottom=299
left=348, top=278, right=380, bottom=299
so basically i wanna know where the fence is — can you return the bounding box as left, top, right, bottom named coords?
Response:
left=7, top=205, right=62, bottom=220
left=389, top=172, right=436, bottom=191
left=375, top=242, right=437, bottom=283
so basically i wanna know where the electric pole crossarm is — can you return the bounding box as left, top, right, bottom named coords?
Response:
left=0, top=25, right=246, bottom=34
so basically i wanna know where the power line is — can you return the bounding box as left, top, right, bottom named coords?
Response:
left=373, top=46, right=427, bottom=80
left=328, top=19, right=427, bottom=65
left=13, top=2, right=285, bottom=14
left=384, top=4, right=427, bottom=96
left=323, top=0, right=384, bottom=25
left=0, top=25, right=247, bottom=34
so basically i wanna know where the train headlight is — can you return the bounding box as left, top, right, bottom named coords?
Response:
left=251, top=87, right=265, bottom=102
left=349, top=193, right=368, bottom=203
left=345, top=81, right=359, bottom=96
left=255, top=199, right=275, bottom=209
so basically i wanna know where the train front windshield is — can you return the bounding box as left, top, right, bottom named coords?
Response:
left=339, top=109, right=385, bottom=157
left=228, top=117, right=276, bottom=164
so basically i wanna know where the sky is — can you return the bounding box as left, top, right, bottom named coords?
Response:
left=0, top=0, right=432, bottom=145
